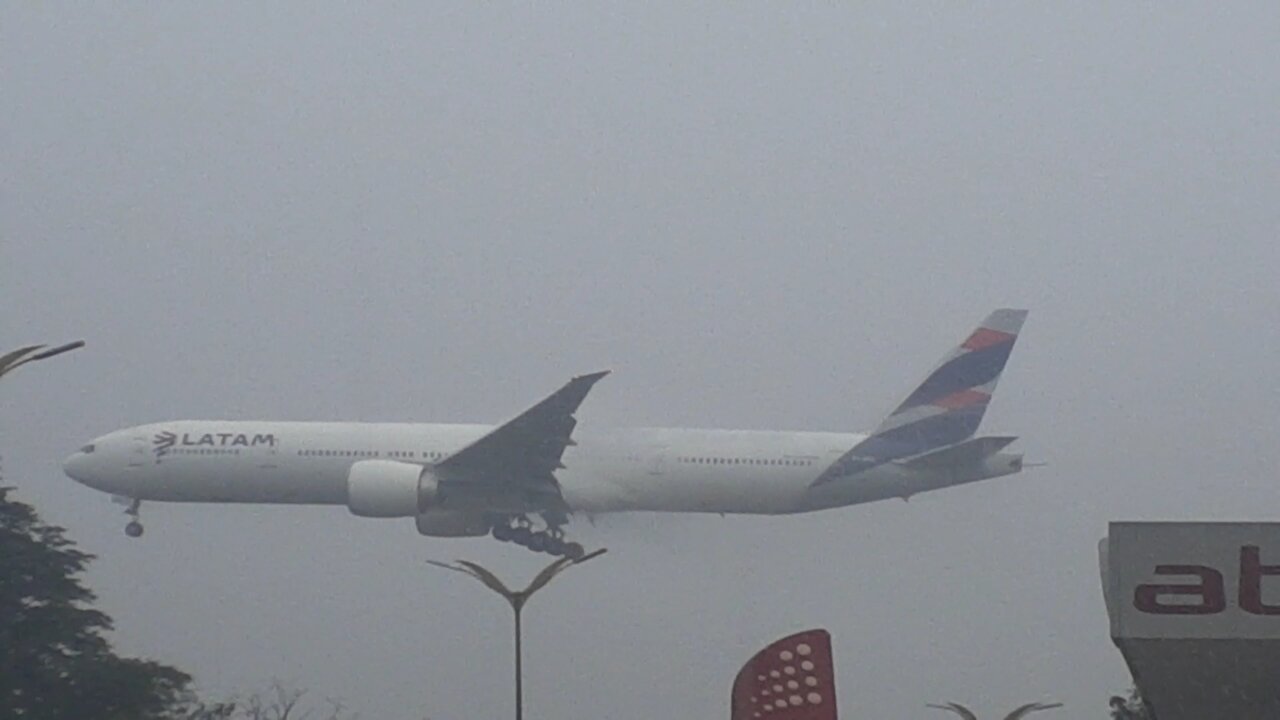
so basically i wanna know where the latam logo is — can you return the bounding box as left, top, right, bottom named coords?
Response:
left=1134, top=546, right=1280, bottom=616
left=153, top=430, right=277, bottom=457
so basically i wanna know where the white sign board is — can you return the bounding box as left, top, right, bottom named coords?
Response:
left=1106, top=522, right=1280, bottom=640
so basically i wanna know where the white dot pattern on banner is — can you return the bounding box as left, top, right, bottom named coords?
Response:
left=735, top=633, right=833, bottom=720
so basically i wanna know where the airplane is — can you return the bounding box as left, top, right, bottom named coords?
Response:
left=63, top=309, right=1030, bottom=560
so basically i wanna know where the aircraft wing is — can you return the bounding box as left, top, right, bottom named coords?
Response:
left=436, top=371, right=609, bottom=493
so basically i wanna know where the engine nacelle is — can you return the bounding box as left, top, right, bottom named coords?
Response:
left=415, top=510, right=492, bottom=537
left=346, top=460, right=440, bottom=518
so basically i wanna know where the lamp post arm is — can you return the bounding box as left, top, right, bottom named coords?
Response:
left=518, top=548, right=608, bottom=606
left=27, top=341, right=85, bottom=361
left=1003, top=702, right=1064, bottom=720
left=454, top=560, right=519, bottom=598
left=0, top=346, right=44, bottom=375
left=927, top=703, right=979, bottom=720
left=520, top=557, right=576, bottom=598
left=0, top=341, right=84, bottom=380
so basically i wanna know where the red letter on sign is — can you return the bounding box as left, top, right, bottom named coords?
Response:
left=1133, top=565, right=1226, bottom=614
left=1239, top=545, right=1280, bottom=615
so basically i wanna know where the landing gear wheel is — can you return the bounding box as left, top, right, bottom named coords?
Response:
left=492, top=524, right=513, bottom=542
left=544, top=536, right=566, bottom=556
left=511, top=526, right=533, bottom=546
left=125, top=521, right=144, bottom=538
left=563, top=542, right=585, bottom=561
left=528, top=532, right=548, bottom=553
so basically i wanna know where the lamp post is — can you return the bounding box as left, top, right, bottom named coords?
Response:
left=428, top=548, right=606, bottom=720
left=927, top=701, right=1064, bottom=720
left=0, top=342, right=85, bottom=381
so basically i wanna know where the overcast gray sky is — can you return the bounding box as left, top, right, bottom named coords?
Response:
left=4, top=3, right=1280, bottom=718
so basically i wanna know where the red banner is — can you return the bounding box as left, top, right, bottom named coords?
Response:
left=731, top=629, right=836, bottom=720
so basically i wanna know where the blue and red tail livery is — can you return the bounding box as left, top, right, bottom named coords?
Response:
left=813, top=308, right=1028, bottom=486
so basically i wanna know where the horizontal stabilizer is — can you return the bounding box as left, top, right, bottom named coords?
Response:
left=900, top=436, right=1017, bottom=470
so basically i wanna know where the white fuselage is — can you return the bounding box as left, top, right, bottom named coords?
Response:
left=62, top=421, right=1022, bottom=518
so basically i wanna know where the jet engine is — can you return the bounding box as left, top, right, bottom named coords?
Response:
left=415, top=510, right=491, bottom=537
left=346, top=460, right=440, bottom=518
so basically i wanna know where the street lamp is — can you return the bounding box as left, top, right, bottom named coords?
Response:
left=0, top=341, right=85, bottom=381
left=927, top=701, right=1064, bottom=720
left=428, top=548, right=607, bottom=720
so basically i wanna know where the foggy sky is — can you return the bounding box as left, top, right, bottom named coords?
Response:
left=4, top=4, right=1280, bottom=718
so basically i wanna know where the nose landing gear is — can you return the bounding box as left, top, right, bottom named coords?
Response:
left=123, top=499, right=144, bottom=538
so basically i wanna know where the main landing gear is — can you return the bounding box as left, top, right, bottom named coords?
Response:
left=124, top=499, right=144, bottom=538
left=492, top=516, right=585, bottom=560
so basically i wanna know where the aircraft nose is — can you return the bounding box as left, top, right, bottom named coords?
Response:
left=63, top=438, right=136, bottom=496
left=63, top=448, right=90, bottom=481
left=61, top=438, right=100, bottom=481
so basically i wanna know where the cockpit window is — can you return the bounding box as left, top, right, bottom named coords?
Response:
left=80, top=444, right=95, bottom=454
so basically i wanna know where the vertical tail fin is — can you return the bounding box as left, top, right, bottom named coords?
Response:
left=813, top=308, right=1028, bottom=486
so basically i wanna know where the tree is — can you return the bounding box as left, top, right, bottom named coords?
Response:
left=0, top=485, right=194, bottom=719
left=180, top=683, right=359, bottom=720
